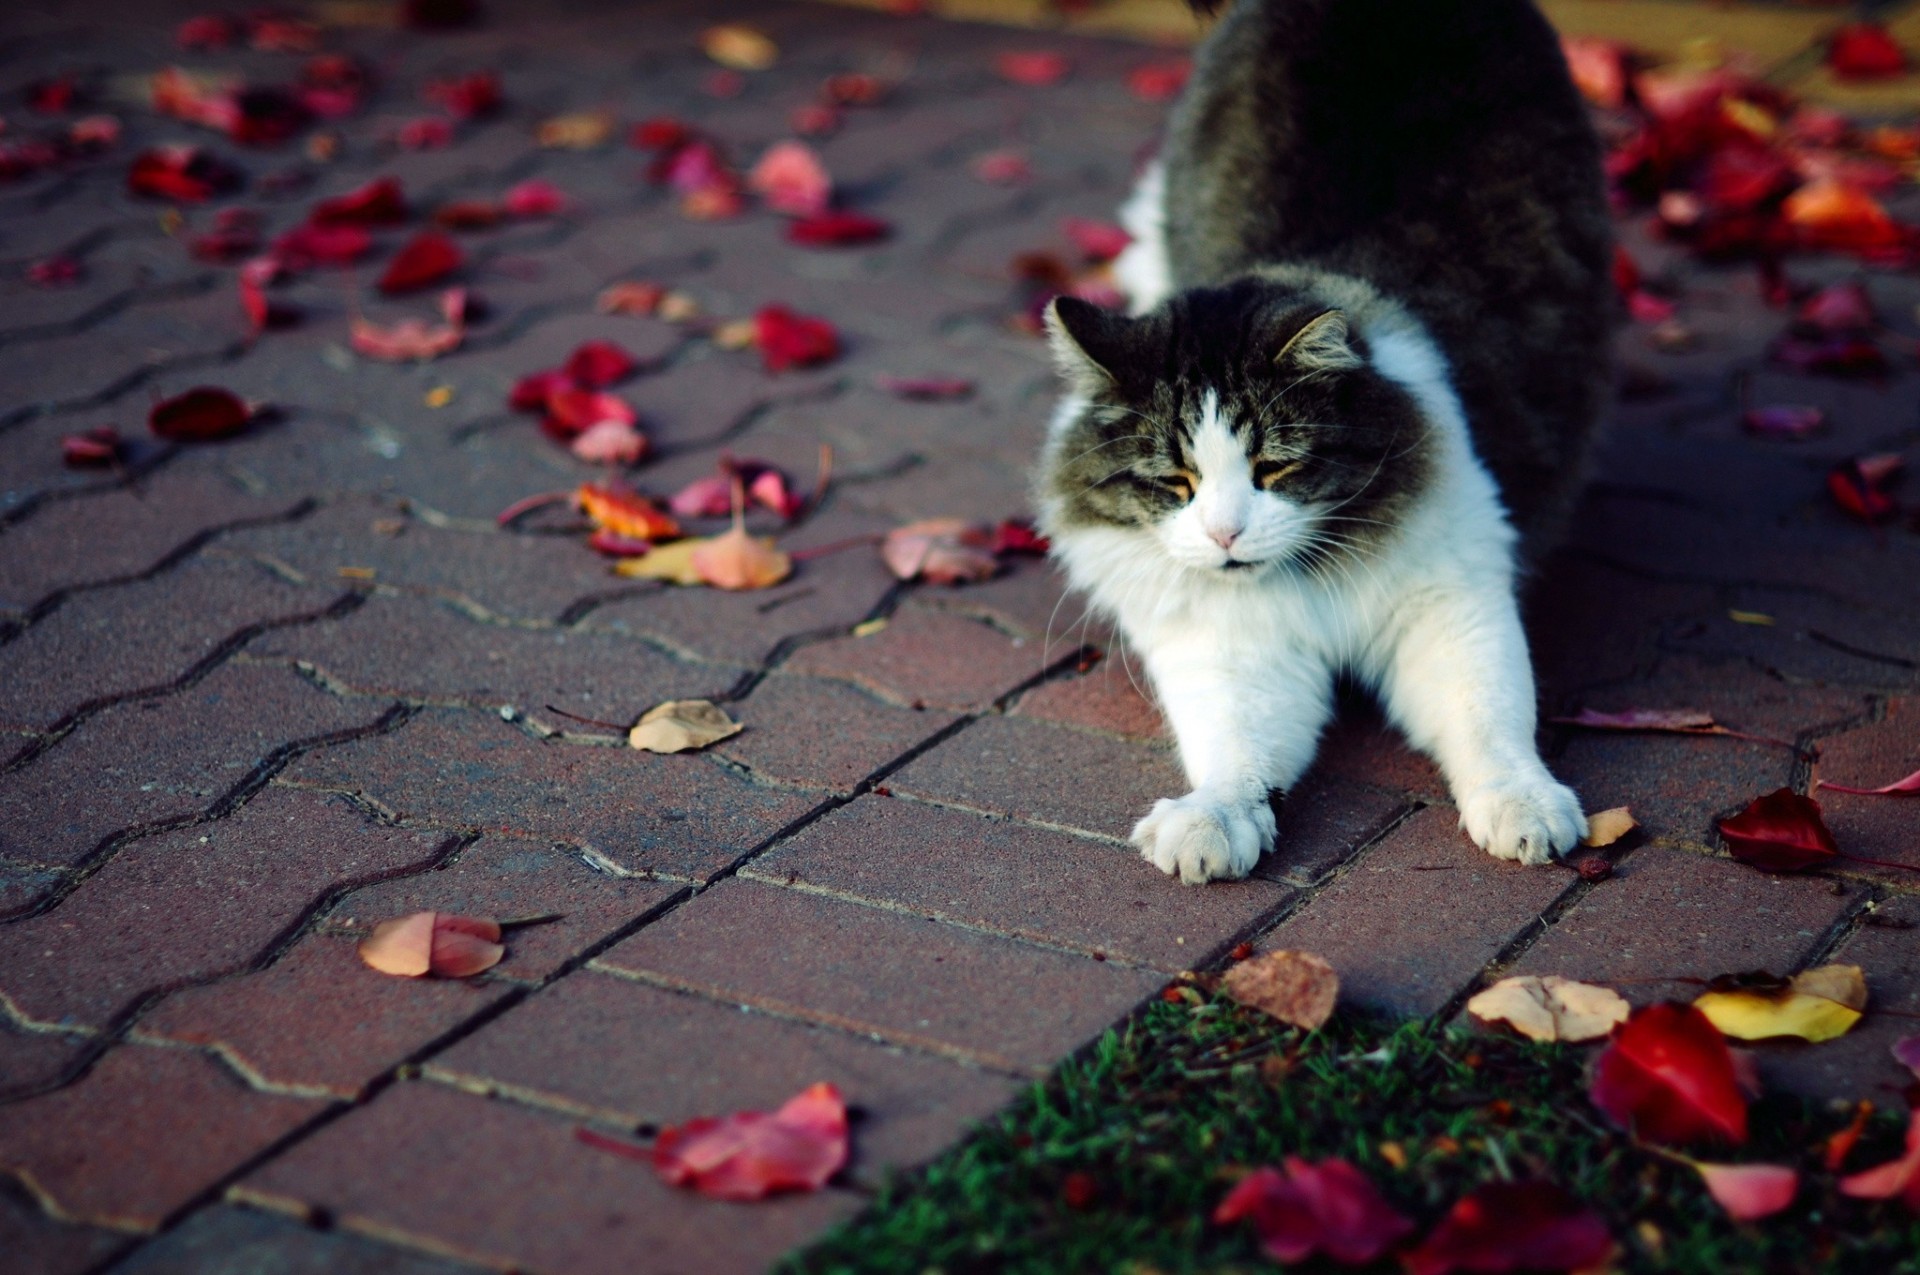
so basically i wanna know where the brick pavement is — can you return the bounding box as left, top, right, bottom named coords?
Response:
left=1, top=0, right=1917, bottom=1271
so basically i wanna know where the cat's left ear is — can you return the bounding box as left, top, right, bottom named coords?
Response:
left=1044, top=296, right=1135, bottom=394
left=1274, top=309, right=1364, bottom=373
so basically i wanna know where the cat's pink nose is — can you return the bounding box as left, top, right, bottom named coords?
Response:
left=1208, top=526, right=1240, bottom=550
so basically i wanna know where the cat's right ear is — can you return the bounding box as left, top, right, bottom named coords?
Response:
left=1045, top=296, right=1133, bottom=395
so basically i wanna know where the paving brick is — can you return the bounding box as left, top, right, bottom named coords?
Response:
left=0, top=555, right=346, bottom=734
left=1311, top=705, right=1451, bottom=803
left=1259, top=805, right=1577, bottom=1018
left=782, top=605, right=1052, bottom=711
left=0, top=788, right=450, bottom=1031
left=0, top=1185, right=129, bottom=1275
left=1758, top=896, right=1920, bottom=1103
left=1524, top=551, right=1718, bottom=699
left=245, top=591, right=737, bottom=729
left=0, top=858, right=66, bottom=919
left=717, top=674, right=959, bottom=792
left=1506, top=847, right=1863, bottom=1005
left=1816, top=700, right=1920, bottom=880
left=113, top=1204, right=481, bottom=1275
left=278, top=709, right=824, bottom=881
left=1553, top=732, right=1801, bottom=851
left=0, top=471, right=308, bottom=618
left=0, top=661, right=389, bottom=873
left=1011, top=666, right=1163, bottom=740
left=0, top=1026, right=88, bottom=1095
left=888, top=712, right=1184, bottom=842
left=746, top=795, right=1291, bottom=970
left=593, top=878, right=1165, bottom=1074
left=1256, top=775, right=1418, bottom=888
left=0, top=1044, right=322, bottom=1233
left=235, top=1080, right=860, bottom=1275
left=428, top=972, right=1021, bottom=1177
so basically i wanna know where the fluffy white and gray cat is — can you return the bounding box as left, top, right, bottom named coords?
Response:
left=1036, top=0, right=1615, bottom=884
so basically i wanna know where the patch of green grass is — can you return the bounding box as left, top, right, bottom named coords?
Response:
left=786, top=993, right=1920, bottom=1275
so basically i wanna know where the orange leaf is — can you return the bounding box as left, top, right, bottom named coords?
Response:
left=1838, top=1110, right=1920, bottom=1208
left=691, top=524, right=791, bottom=590
left=575, top=484, right=679, bottom=541
left=358, top=911, right=504, bottom=978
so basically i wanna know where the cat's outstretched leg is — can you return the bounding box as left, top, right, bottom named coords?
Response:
left=1373, top=582, right=1586, bottom=865
left=1133, top=637, right=1333, bottom=884
left=1112, top=161, right=1173, bottom=315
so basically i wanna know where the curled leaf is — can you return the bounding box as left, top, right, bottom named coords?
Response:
left=643, top=1082, right=847, bottom=1200
left=358, top=910, right=504, bottom=978
left=754, top=304, right=839, bottom=372
left=1694, top=964, right=1866, bottom=1042
left=1818, top=766, right=1920, bottom=796
left=1466, top=975, right=1629, bottom=1043
left=599, top=281, right=666, bottom=315
left=882, top=518, right=998, bottom=585
left=570, top=420, right=648, bottom=465
left=1692, top=1162, right=1799, bottom=1221
left=1838, top=1110, right=1920, bottom=1209
left=1213, top=1157, right=1413, bottom=1265
left=1828, top=453, right=1903, bottom=523
left=748, top=140, right=831, bottom=217
left=62, top=427, right=123, bottom=468
left=576, top=484, right=678, bottom=541
left=379, top=230, right=464, bottom=294
left=1220, top=950, right=1339, bottom=1032
left=564, top=341, right=637, bottom=389
left=349, top=288, right=467, bottom=362
left=1590, top=1002, right=1748, bottom=1147
left=310, top=176, right=406, bottom=226
left=1581, top=806, right=1637, bottom=848
left=628, top=699, right=743, bottom=753
left=1718, top=789, right=1839, bottom=873
left=504, top=178, right=569, bottom=218
left=150, top=387, right=250, bottom=441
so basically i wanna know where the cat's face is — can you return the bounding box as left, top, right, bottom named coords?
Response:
left=1041, top=283, right=1432, bottom=576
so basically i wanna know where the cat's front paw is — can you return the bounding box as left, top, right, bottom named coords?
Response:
left=1458, top=773, right=1586, bottom=866
left=1131, top=793, right=1275, bottom=885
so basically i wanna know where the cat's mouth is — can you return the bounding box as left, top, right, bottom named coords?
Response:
left=1221, top=558, right=1260, bottom=571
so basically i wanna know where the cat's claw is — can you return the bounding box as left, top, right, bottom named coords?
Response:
left=1458, top=773, right=1587, bottom=866
left=1131, top=793, right=1275, bottom=885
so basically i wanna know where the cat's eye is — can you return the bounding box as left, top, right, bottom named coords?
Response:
left=1252, top=459, right=1302, bottom=488
left=1156, top=473, right=1195, bottom=502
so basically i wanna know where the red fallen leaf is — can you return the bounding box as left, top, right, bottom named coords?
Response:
left=239, top=265, right=269, bottom=335
left=1591, top=1002, right=1748, bottom=1146
left=1826, top=1101, right=1877, bottom=1170
left=1213, top=1157, right=1413, bottom=1265
left=995, top=51, right=1071, bottom=87
left=1562, top=36, right=1629, bottom=110
left=1693, top=1162, right=1799, bottom=1221
left=504, top=179, right=569, bottom=218
left=662, top=139, right=733, bottom=195
left=588, top=530, right=652, bottom=558
left=358, top=910, right=504, bottom=978
left=296, top=55, right=368, bottom=121
left=1548, top=707, right=1785, bottom=745
left=598, top=281, right=666, bottom=315
left=311, top=176, right=408, bottom=226
left=1627, top=290, right=1676, bottom=323
left=351, top=288, right=468, bottom=361
left=1827, top=454, right=1903, bottom=523
left=149, top=387, right=251, bottom=441
left=748, top=140, right=832, bottom=217
left=786, top=211, right=891, bottom=247
left=26, top=255, right=81, bottom=286
left=61, top=427, right=123, bottom=468
left=434, top=199, right=500, bottom=230
left=272, top=222, right=372, bottom=269
left=581, top=1082, right=847, bottom=1200
left=424, top=71, right=502, bottom=120
left=1796, top=280, right=1876, bottom=334
left=1718, top=789, right=1838, bottom=873
left=1741, top=405, right=1826, bottom=440
left=510, top=370, right=571, bottom=412
left=876, top=375, right=974, bottom=401
left=1820, top=766, right=1920, bottom=796
left=545, top=389, right=637, bottom=438
left=883, top=518, right=999, bottom=585
left=821, top=72, right=888, bottom=107
left=1830, top=23, right=1909, bottom=81
left=791, top=103, right=842, bottom=137
left=1768, top=333, right=1888, bottom=377
left=670, top=475, right=734, bottom=519
left=26, top=75, right=79, bottom=115
left=397, top=117, right=455, bottom=150
left=1062, top=216, right=1132, bottom=263
left=248, top=13, right=319, bottom=53
left=631, top=116, right=695, bottom=153
left=682, top=183, right=745, bottom=221
left=177, top=14, right=239, bottom=49
left=127, top=146, right=241, bottom=202
left=972, top=149, right=1032, bottom=185
left=69, top=115, right=121, bottom=152
left=992, top=518, right=1049, bottom=556
left=1784, top=179, right=1911, bottom=258
left=189, top=207, right=263, bottom=262
left=151, top=65, right=238, bottom=134
left=1402, top=1181, right=1612, bottom=1275
left=754, top=305, right=840, bottom=372
left=571, top=420, right=648, bottom=465
left=576, top=483, right=679, bottom=541
left=379, top=230, right=464, bottom=294
left=1127, top=59, right=1190, bottom=103
left=565, top=341, right=637, bottom=389
left=1839, top=1110, right=1920, bottom=1209
left=748, top=467, right=802, bottom=520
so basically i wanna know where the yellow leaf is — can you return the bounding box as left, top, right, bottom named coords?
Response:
left=1581, top=807, right=1637, bottom=848
left=537, top=111, right=613, bottom=150
left=628, top=700, right=742, bottom=754
left=701, top=24, right=778, bottom=71
left=1728, top=609, right=1775, bottom=627
left=1694, top=965, right=1867, bottom=1042
left=691, top=525, right=791, bottom=590
left=613, top=539, right=704, bottom=585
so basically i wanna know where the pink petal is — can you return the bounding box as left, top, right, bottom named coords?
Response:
left=1695, top=1162, right=1799, bottom=1221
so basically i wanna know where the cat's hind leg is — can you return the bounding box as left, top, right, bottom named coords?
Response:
left=1112, top=160, right=1173, bottom=315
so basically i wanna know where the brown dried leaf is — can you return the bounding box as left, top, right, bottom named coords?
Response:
left=1582, top=807, right=1638, bottom=848
left=358, top=910, right=504, bottom=978
left=628, top=699, right=743, bottom=753
left=1467, top=975, right=1630, bottom=1043
left=1220, top=950, right=1339, bottom=1031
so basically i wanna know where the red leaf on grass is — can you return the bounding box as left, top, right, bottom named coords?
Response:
left=149, top=387, right=250, bottom=441
left=1213, top=1157, right=1413, bottom=1265
left=1062, top=216, right=1132, bottom=263
left=61, top=427, right=122, bottom=468
left=424, top=71, right=502, bottom=120
left=127, top=146, right=241, bottom=202
left=1830, top=23, right=1909, bottom=81
left=1591, top=1003, right=1749, bottom=1146
left=754, top=305, right=840, bottom=372
left=1827, top=454, right=1903, bottom=523
left=995, top=51, right=1071, bottom=87
left=581, top=1082, right=847, bottom=1200
left=358, top=910, right=503, bottom=978
left=1401, top=1181, right=1613, bottom=1275
left=1819, top=766, right=1920, bottom=796
left=1839, top=1110, right=1920, bottom=1209
left=379, top=230, right=463, bottom=294
left=876, top=375, right=974, bottom=401
left=273, top=222, right=372, bottom=268
left=1718, top=789, right=1838, bottom=873
left=564, top=341, right=637, bottom=389
left=786, top=211, right=890, bottom=247
left=748, top=140, right=831, bottom=217
left=1127, top=59, right=1190, bottom=103
left=1694, top=1162, right=1799, bottom=1221
left=350, top=288, right=467, bottom=361
left=504, top=179, right=569, bottom=218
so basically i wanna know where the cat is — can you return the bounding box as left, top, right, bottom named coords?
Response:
left=1035, top=0, right=1615, bottom=884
